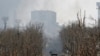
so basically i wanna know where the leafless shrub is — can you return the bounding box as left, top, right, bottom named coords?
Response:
left=60, top=11, right=100, bottom=56
left=0, top=23, right=43, bottom=56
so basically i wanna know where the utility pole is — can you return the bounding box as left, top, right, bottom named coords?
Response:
left=97, top=2, right=100, bottom=27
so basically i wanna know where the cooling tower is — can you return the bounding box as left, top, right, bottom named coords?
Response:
left=31, top=10, right=60, bottom=37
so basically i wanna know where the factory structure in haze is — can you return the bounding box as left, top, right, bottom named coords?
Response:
left=31, top=10, right=62, bottom=56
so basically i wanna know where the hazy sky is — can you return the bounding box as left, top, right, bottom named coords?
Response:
left=0, top=0, right=100, bottom=26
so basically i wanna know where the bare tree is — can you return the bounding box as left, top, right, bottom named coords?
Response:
left=60, top=11, right=100, bottom=56
left=0, top=23, right=43, bottom=56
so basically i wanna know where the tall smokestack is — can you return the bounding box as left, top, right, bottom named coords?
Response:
left=97, top=2, right=100, bottom=27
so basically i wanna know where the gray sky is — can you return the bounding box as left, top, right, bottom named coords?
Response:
left=0, top=0, right=20, bottom=16
left=0, top=0, right=100, bottom=26
left=0, top=0, right=99, bottom=24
